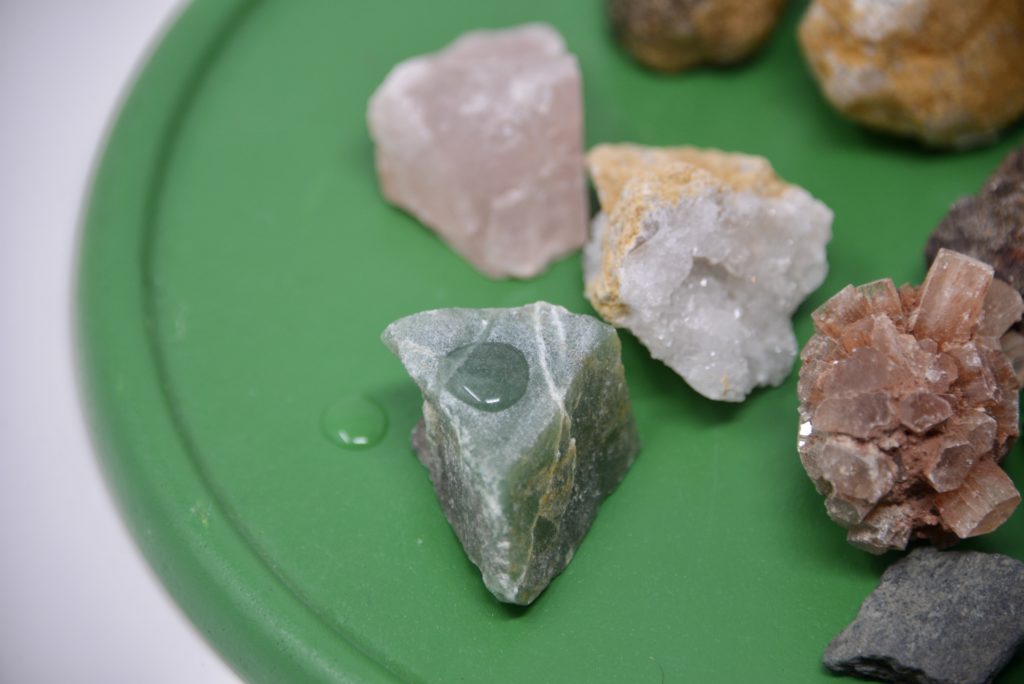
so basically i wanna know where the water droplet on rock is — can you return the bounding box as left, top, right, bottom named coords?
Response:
left=440, top=342, right=529, bottom=412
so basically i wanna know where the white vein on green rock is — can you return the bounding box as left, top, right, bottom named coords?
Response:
left=382, top=302, right=641, bottom=604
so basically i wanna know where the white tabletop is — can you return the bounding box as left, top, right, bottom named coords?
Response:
left=0, top=2, right=242, bottom=682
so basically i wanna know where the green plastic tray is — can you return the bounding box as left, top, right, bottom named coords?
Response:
left=79, top=1, right=1024, bottom=682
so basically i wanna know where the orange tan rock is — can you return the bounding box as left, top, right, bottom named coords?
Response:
left=798, top=0, right=1024, bottom=148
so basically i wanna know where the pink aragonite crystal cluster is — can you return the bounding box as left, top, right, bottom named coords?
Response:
left=798, top=249, right=1022, bottom=553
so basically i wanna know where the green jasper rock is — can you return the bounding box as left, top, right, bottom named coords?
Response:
left=382, top=301, right=641, bottom=605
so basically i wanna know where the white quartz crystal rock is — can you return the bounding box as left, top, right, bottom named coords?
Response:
left=367, top=24, right=588, bottom=279
left=584, top=144, right=833, bottom=401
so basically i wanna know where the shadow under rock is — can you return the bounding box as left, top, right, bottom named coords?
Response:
left=1001, top=643, right=1024, bottom=683
left=782, top=446, right=892, bottom=579
left=587, top=182, right=600, bottom=219
left=493, top=592, right=531, bottom=619
left=803, top=82, right=1024, bottom=162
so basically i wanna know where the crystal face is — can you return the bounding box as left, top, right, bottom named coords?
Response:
left=583, top=143, right=832, bottom=401
left=440, top=342, right=529, bottom=413
left=797, top=249, right=1022, bottom=553
left=382, top=302, right=641, bottom=604
left=798, top=0, right=1024, bottom=148
left=367, top=24, right=588, bottom=278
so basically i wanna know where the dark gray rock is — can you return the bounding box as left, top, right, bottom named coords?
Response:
left=824, top=547, right=1024, bottom=684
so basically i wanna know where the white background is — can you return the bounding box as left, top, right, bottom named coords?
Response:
left=0, top=2, right=242, bottom=682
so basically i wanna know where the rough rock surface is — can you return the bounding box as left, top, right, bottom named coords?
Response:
left=367, top=24, right=587, bottom=278
left=798, top=249, right=1022, bottom=553
left=608, top=0, right=787, bottom=72
left=926, top=146, right=1024, bottom=363
left=584, top=143, right=832, bottom=401
left=1005, top=330, right=1024, bottom=387
left=798, top=0, right=1024, bottom=148
left=382, top=302, right=640, bottom=604
left=824, top=547, right=1024, bottom=684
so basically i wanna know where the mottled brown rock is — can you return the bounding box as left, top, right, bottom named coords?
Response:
left=926, top=146, right=1024, bottom=329
left=798, top=249, right=1021, bottom=553
left=608, top=0, right=787, bottom=72
left=798, top=0, right=1024, bottom=148
left=926, top=146, right=1024, bottom=383
left=1004, top=330, right=1024, bottom=386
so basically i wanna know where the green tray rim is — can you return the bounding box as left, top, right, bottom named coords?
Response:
left=77, top=1, right=399, bottom=681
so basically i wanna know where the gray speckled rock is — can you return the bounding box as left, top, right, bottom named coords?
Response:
left=382, top=301, right=640, bottom=604
left=824, top=547, right=1024, bottom=684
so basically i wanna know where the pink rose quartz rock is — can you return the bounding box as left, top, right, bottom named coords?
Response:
left=798, top=249, right=1022, bottom=554
left=367, top=24, right=588, bottom=279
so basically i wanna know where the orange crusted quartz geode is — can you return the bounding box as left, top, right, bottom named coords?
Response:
left=797, top=249, right=1022, bottom=553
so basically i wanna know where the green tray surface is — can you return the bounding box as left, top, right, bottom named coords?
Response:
left=80, top=1, right=1024, bottom=682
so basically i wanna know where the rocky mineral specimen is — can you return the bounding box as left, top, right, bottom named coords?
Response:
left=798, top=0, right=1024, bottom=148
left=798, top=249, right=1022, bottom=553
left=382, top=302, right=640, bottom=604
left=584, top=143, right=832, bottom=401
left=367, top=24, right=587, bottom=279
left=824, top=547, right=1024, bottom=684
left=607, top=0, right=787, bottom=72
left=926, top=146, right=1024, bottom=324
left=1005, top=330, right=1024, bottom=386
left=926, top=147, right=1024, bottom=383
